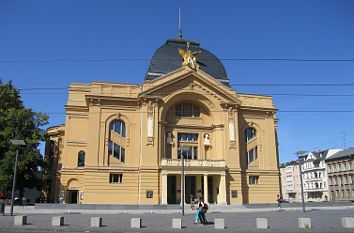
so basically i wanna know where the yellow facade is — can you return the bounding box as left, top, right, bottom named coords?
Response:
left=45, top=43, right=280, bottom=205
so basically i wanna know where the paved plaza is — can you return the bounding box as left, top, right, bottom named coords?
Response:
left=0, top=207, right=353, bottom=233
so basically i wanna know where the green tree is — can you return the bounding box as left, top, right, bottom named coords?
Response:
left=0, top=79, right=48, bottom=198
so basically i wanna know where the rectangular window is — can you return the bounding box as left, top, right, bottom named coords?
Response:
left=247, top=147, right=258, bottom=164
left=121, top=148, right=125, bottom=163
left=249, top=176, right=259, bottom=185
left=178, top=133, right=198, bottom=160
left=114, top=144, right=120, bottom=159
left=109, top=173, right=123, bottom=183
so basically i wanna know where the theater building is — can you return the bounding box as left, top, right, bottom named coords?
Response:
left=44, top=38, right=280, bottom=205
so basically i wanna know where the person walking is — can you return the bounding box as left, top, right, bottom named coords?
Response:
left=199, top=203, right=208, bottom=224
left=194, top=198, right=204, bottom=224
left=276, top=194, right=283, bottom=211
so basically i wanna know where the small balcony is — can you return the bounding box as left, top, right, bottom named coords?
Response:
left=160, top=158, right=226, bottom=171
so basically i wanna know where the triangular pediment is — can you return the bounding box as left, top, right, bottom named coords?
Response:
left=140, top=67, right=241, bottom=105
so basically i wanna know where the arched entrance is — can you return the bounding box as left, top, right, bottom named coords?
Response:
left=67, top=179, right=79, bottom=204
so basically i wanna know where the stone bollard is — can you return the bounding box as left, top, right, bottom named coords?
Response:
left=131, top=218, right=141, bottom=228
left=172, top=218, right=182, bottom=228
left=256, top=218, right=268, bottom=229
left=215, top=219, right=225, bottom=229
left=14, top=215, right=27, bottom=226
left=298, top=218, right=311, bottom=228
left=52, top=216, right=64, bottom=226
left=342, top=217, right=354, bottom=228
left=91, top=217, right=102, bottom=227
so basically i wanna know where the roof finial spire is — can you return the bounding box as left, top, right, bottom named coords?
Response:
left=178, top=3, right=183, bottom=39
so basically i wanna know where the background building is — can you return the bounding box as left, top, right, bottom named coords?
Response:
left=280, top=161, right=301, bottom=202
left=44, top=38, right=281, bottom=205
left=326, top=148, right=354, bottom=201
left=298, top=149, right=342, bottom=202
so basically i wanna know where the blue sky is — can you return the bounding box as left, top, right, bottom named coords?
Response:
left=1, top=0, right=354, bottom=163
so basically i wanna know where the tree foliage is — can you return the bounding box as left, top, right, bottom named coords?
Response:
left=0, top=79, right=48, bottom=197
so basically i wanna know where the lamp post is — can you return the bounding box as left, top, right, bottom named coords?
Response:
left=10, top=139, right=26, bottom=216
left=181, top=153, right=185, bottom=216
left=178, top=146, right=188, bottom=216
left=297, top=155, right=306, bottom=212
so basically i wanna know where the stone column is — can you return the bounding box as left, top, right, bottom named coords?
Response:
left=204, top=174, right=208, bottom=203
left=162, top=173, right=168, bottom=204
left=218, top=173, right=227, bottom=204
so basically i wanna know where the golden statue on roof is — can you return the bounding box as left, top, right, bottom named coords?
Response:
left=178, top=42, right=201, bottom=70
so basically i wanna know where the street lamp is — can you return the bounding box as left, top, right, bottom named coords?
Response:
left=10, top=139, right=26, bottom=216
left=297, top=154, right=306, bottom=212
left=178, top=146, right=188, bottom=216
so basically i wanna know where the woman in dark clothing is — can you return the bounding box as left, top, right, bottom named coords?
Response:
left=198, top=203, right=208, bottom=224
left=276, top=194, right=283, bottom=211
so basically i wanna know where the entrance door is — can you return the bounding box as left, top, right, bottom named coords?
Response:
left=208, top=176, right=213, bottom=203
left=167, top=175, right=176, bottom=204
left=185, top=176, right=196, bottom=204
left=67, top=190, right=78, bottom=204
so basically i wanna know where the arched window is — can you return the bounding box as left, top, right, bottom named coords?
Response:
left=109, top=120, right=126, bottom=138
left=245, top=126, right=258, bottom=166
left=77, top=151, right=85, bottom=167
left=175, top=103, right=200, bottom=117
left=245, top=127, right=256, bottom=142
left=108, top=119, right=126, bottom=163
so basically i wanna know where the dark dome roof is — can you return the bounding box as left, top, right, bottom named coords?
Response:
left=145, top=39, right=229, bottom=85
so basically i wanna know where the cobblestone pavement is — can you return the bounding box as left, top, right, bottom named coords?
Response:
left=0, top=209, right=353, bottom=233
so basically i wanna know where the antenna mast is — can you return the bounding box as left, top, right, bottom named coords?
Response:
left=178, top=3, right=183, bottom=39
